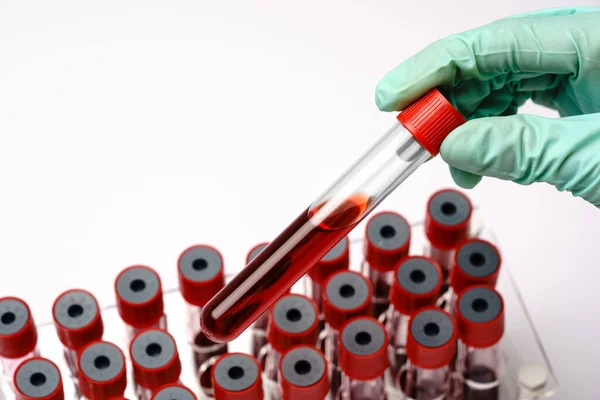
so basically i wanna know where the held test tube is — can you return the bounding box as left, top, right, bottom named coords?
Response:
left=78, top=341, right=127, bottom=400
left=246, top=242, right=271, bottom=359
left=14, top=357, right=64, bottom=400
left=201, top=88, right=466, bottom=343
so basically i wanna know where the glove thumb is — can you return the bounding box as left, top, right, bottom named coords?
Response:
left=439, top=113, right=600, bottom=207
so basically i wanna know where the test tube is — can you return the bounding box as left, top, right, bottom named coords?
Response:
left=150, top=384, right=197, bottom=400
left=78, top=341, right=127, bottom=400
left=385, top=256, right=442, bottom=379
left=424, top=189, right=472, bottom=280
left=115, top=266, right=166, bottom=346
left=400, top=307, right=456, bottom=399
left=211, top=353, right=263, bottom=400
left=441, top=239, right=501, bottom=313
left=278, top=345, right=329, bottom=400
left=454, top=285, right=505, bottom=399
left=337, top=316, right=388, bottom=400
left=0, top=297, right=39, bottom=391
left=321, top=271, right=372, bottom=397
left=263, top=294, right=319, bottom=400
left=200, top=89, right=466, bottom=343
left=14, top=357, right=64, bottom=400
left=129, top=328, right=182, bottom=400
left=52, top=290, right=103, bottom=382
left=363, top=212, right=411, bottom=318
left=177, top=245, right=228, bottom=373
left=246, top=242, right=270, bottom=359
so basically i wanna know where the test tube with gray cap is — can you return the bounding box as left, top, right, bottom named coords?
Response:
left=0, top=297, right=39, bottom=392
left=150, top=384, right=197, bottom=400
left=362, top=211, right=411, bottom=318
left=77, top=341, right=127, bottom=400
left=177, top=245, right=228, bottom=374
left=129, top=328, right=182, bottom=400
left=337, top=316, right=389, bottom=400
left=278, top=345, right=329, bottom=400
left=211, top=353, right=264, bottom=400
left=13, top=357, right=64, bottom=400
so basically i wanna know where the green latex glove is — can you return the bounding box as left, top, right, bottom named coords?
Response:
left=375, top=7, right=600, bottom=206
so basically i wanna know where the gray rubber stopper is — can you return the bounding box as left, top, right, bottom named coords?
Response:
left=321, top=237, right=348, bottom=261
left=341, top=318, right=385, bottom=356
left=130, top=329, right=177, bottom=370
left=280, top=346, right=326, bottom=387
left=456, top=241, right=500, bottom=278
left=366, top=212, right=410, bottom=251
left=79, top=342, right=124, bottom=383
left=179, top=246, right=223, bottom=283
left=396, top=258, right=441, bottom=295
left=15, top=359, right=61, bottom=398
left=458, top=286, right=502, bottom=324
left=152, top=385, right=196, bottom=400
left=213, top=354, right=259, bottom=392
left=116, top=266, right=160, bottom=305
left=325, top=271, right=369, bottom=310
left=0, top=298, right=29, bottom=336
left=53, top=290, right=98, bottom=330
left=429, top=190, right=471, bottom=226
left=410, top=309, right=454, bottom=348
left=272, top=295, right=317, bottom=334
left=248, top=244, right=268, bottom=262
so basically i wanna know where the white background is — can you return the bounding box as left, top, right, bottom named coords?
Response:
left=0, top=0, right=599, bottom=398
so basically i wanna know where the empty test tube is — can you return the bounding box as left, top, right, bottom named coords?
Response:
left=0, top=297, right=39, bottom=391
left=385, top=256, right=442, bottom=379
left=78, top=341, right=127, bottom=400
left=363, top=212, right=411, bottom=318
left=129, top=329, right=182, bottom=400
left=177, top=245, right=228, bottom=373
left=115, top=266, right=166, bottom=346
left=52, top=290, right=103, bottom=382
left=279, top=345, right=329, bottom=400
left=150, top=384, right=197, bottom=400
left=321, top=271, right=372, bottom=397
left=337, top=316, right=389, bottom=400
left=14, top=357, right=64, bottom=400
left=401, top=307, right=456, bottom=400
left=454, top=285, right=505, bottom=399
left=211, top=353, right=264, bottom=400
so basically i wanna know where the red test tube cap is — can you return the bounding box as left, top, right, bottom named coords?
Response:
left=52, top=289, right=103, bottom=351
left=450, top=239, right=502, bottom=294
left=279, top=346, right=329, bottom=400
left=364, top=212, right=411, bottom=272
left=78, top=341, right=127, bottom=400
left=178, top=245, right=226, bottom=307
left=338, top=316, right=389, bottom=381
left=406, top=307, right=457, bottom=369
left=267, top=294, right=319, bottom=354
left=0, top=297, right=37, bottom=359
left=397, top=88, right=466, bottom=156
left=115, top=265, right=164, bottom=329
left=14, top=358, right=64, bottom=400
left=212, top=353, right=263, bottom=400
left=391, top=256, right=443, bottom=315
left=130, top=329, right=181, bottom=391
left=322, top=271, right=372, bottom=331
left=307, top=236, right=350, bottom=284
left=151, top=384, right=198, bottom=400
left=425, top=189, right=472, bottom=250
left=455, top=285, right=504, bottom=348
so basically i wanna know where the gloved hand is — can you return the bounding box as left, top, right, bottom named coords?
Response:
left=375, top=7, right=600, bottom=207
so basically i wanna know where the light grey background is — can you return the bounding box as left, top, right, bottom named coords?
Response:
left=0, top=1, right=598, bottom=398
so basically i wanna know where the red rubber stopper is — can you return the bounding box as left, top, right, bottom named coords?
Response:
left=0, top=297, right=38, bottom=358
left=14, top=358, right=64, bottom=400
left=114, top=265, right=164, bottom=329
left=151, top=384, right=198, bottom=400
left=78, top=341, right=127, bottom=400
left=406, top=307, right=457, bottom=369
left=338, top=316, right=389, bottom=381
left=455, top=285, right=505, bottom=348
left=130, top=329, right=182, bottom=391
left=397, top=88, right=466, bottom=156
left=322, top=271, right=373, bottom=331
left=52, top=290, right=103, bottom=351
left=267, top=294, right=320, bottom=354
left=211, top=353, right=263, bottom=400
left=307, top=236, right=350, bottom=284
left=425, top=189, right=472, bottom=250
left=450, top=239, right=502, bottom=294
left=178, top=245, right=226, bottom=307
left=391, top=257, right=443, bottom=315
left=279, top=346, right=329, bottom=400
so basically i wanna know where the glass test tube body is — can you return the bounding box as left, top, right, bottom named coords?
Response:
left=1, top=348, right=40, bottom=392
left=125, top=315, right=167, bottom=348
left=262, top=345, right=282, bottom=400
left=385, top=307, right=411, bottom=380
left=363, top=266, right=395, bottom=319
left=202, top=121, right=432, bottom=343
left=187, top=305, right=228, bottom=372
left=455, top=342, right=504, bottom=399
left=324, top=324, right=341, bottom=398
left=400, top=364, right=451, bottom=400
left=337, top=374, right=386, bottom=400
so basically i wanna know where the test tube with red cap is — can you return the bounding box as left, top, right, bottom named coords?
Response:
left=442, top=239, right=502, bottom=313
left=177, top=245, right=228, bottom=372
left=278, top=345, right=329, bottom=400
left=115, top=266, right=166, bottom=346
left=424, top=189, right=473, bottom=280
left=0, top=297, right=39, bottom=391
left=321, top=271, right=372, bottom=397
left=150, top=384, right=197, bottom=400
left=263, top=294, right=319, bottom=400
left=337, top=316, right=389, bottom=400
left=14, top=357, right=64, bottom=400
left=129, top=328, right=182, bottom=400
left=399, top=307, right=456, bottom=399
left=200, top=89, right=466, bottom=344
left=211, top=353, right=264, bottom=400
left=454, top=285, right=505, bottom=399
left=52, top=290, right=103, bottom=382
left=385, top=256, right=443, bottom=379
left=78, top=341, right=127, bottom=400
left=363, top=211, right=411, bottom=318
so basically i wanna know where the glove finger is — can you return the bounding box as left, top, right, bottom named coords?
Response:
left=449, top=167, right=482, bottom=189
left=503, top=6, right=600, bottom=19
